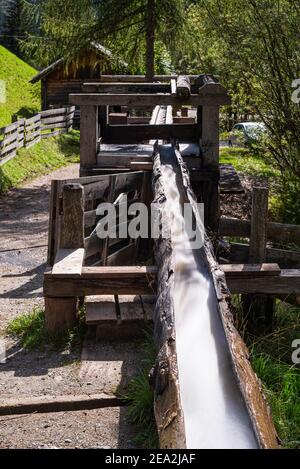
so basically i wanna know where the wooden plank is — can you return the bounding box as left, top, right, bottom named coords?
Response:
left=0, top=131, right=18, bottom=148
left=106, top=244, right=136, bottom=266
left=0, top=150, right=17, bottom=166
left=70, top=93, right=231, bottom=107
left=47, top=180, right=58, bottom=266
left=41, top=115, right=68, bottom=125
left=43, top=275, right=155, bottom=297
left=84, top=75, right=199, bottom=83
left=86, top=300, right=117, bottom=325
left=249, top=187, right=268, bottom=262
left=80, top=105, right=98, bottom=167
left=171, top=79, right=177, bottom=97
left=0, top=394, right=122, bottom=416
left=60, top=184, right=85, bottom=249
left=0, top=119, right=25, bottom=135
left=105, top=124, right=198, bottom=143
left=25, top=114, right=41, bottom=124
left=228, top=242, right=300, bottom=269
left=109, top=113, right=128, bottom=125
left=41, top=106, right=75, bottom=118
left=41, top=122, right=67, bottom=130
left=83, top=83, right=170, bottom=94
left=52, top=248, right=85, bottom=276
left=130, top=161, right=153, bottom=171
left=220, top=216, right=300, bottom=245
left=0, top=139, right=19, bottom=156
left=220, top=263, right=281, bottom=277
left=82, top=266, right=157, bottom=278
left=227, top=270, right=300, bottom=295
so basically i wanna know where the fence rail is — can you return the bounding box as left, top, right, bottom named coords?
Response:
left=0, top=106, right=75, bottom=166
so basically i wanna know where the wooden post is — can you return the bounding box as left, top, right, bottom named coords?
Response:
left=80, top=105, right=98, bottom=170
left=200, top=105, right=220, bottom=233
left=242, top=186, right=275, bottom=337
left=45, top=183, right=85, bottom=334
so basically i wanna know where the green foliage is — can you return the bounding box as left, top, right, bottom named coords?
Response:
left=122, top=331, right=159, bottom=449
left=0, top=45, right=40, bottom=127
left=220, top=147, right=279, bottom=179
left=232, top=296, right=300, bottom=448
left=6, top=306, right=86, bottom=351
left=0, top=130, right=80, bottom=192
left=21, top=0, right=185, bottom=75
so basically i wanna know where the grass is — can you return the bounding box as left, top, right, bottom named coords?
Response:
left=0, top=130, right=80, bottom=192
left=6, top=307, right=86, bottom=351
left=232, top=296, right=300, bottom=448
left=121, top=330, right=159, bottom=449
left=0, top=45, right=40, bottom=127
left=220, top=146, right=280, bottom=180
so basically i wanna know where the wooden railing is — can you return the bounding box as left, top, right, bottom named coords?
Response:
left=0, top=106, right=75, bottom=166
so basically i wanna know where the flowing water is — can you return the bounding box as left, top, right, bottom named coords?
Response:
left=160, top=149, right=258, bottom=449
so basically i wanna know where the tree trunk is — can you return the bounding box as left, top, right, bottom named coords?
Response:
left=145, top=0, right=155, bottom=82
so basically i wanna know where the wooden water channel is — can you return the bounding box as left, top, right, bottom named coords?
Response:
left=43, top=74, right=300, bottom=448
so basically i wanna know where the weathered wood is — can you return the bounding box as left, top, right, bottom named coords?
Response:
left=80, top=105, right=98, bottom=167
left=173, top=145, right=278, bottom=449
left=249, top=187, right=268, bottom=262
left=151, top=146, right=187, bottom=449
left=243, top=186, right=275, bottom=336
left=221, top=263, right=281, bottom=277
left=170, top=79, right=177, bottom=97
left=84, top=83, right=170, bottom=94
left=70, top=93, right=231, bottom=107
left=52, top=248, right=84, bottom=276
left=226, top=242, right=300, bottom=269
left=220, top=216, right=300, bottom=246
left=109, top=113, right=128, bottom=125
left=176, top=75, right=191, bottom=99
left=44, top=296, right=78, bottom=333
left=227, top=269, right=300, bottom=295
left=105, top=124, right=198, bottom=144
left=60, top=184, right=85, bottom=249
left=43, top=273, right=155, bottom=297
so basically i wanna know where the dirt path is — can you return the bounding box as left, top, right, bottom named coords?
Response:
left=0, top=165, right=142, bottom=449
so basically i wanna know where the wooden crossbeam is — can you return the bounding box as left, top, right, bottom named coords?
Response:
left=105, top=124, right=199, bottom=143
left=44, top=263, right=300, bottom=297
left=69, top=93, right=230, bottom=107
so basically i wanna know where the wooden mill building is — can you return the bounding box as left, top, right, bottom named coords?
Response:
left=30, top=42, right=127, bottom=110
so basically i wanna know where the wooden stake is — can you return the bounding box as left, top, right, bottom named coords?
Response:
left=242, top=186, right=275, bottom=336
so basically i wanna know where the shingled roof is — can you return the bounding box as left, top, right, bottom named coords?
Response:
left=30, top=42, right=127, bottom=84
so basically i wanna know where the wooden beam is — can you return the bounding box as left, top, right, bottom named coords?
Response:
left=176, top=75, right=191, bottom=99
left=105, top=124, right=199, bottom=143
left=220, top=216, right=300, bottom=246
left=70, top=93, right=231, bottom=107
left=60, top=184, right=84, bottom=249
left=83, top=83, right=171, bottom=94
left=226, top=242, right=300, bottom=269
left=80, top=105, right=98, bottom=167
left=227, top=269, right=300, bottom=295
left=220, top=263, right=281, bottom=277
left=249, top=187, right=268, bottom=262
left=52, top=248, right=84, bottom=276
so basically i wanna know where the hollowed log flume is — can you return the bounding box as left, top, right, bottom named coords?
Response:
left=151, top=143, right=279, bottom=449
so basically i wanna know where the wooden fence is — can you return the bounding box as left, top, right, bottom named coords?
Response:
left=0, top=106, right=75, bottom=166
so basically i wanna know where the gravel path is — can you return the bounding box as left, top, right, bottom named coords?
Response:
left=0, top=164, right=142, bottom=449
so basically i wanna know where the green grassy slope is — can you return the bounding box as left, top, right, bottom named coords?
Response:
left=0, top=45, right=40, bottom=128
left=0, top=130, right=80, bottom=192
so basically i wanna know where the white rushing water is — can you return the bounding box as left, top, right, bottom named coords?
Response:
left=161, top=156, right=258, bottom=449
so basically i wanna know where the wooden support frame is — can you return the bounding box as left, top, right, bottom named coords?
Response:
left=80, top=105, right=99, bottom=168
left=70, top=93, right=230, bottom=107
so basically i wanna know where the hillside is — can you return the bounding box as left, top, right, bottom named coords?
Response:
left=0, top=45, right=40, bottom=128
